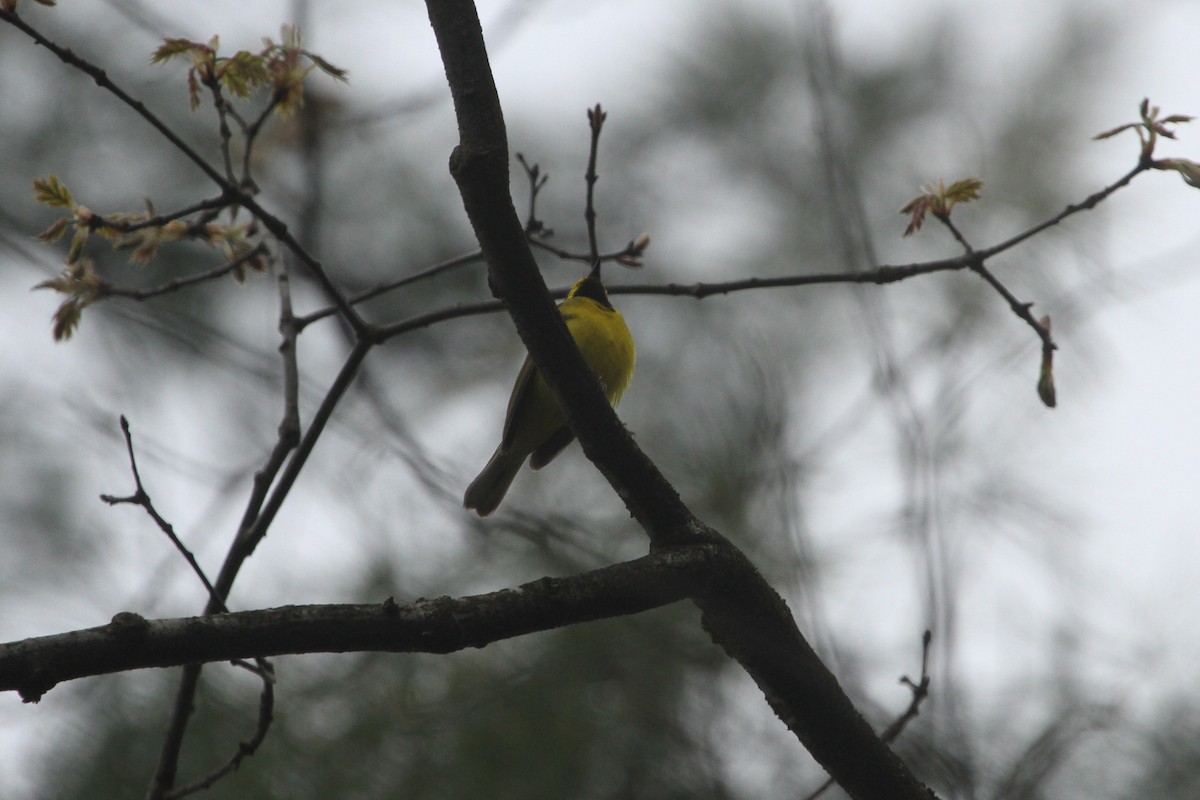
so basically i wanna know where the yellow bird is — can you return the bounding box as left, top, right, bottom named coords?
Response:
left=464, top=267, right=635, bottom=516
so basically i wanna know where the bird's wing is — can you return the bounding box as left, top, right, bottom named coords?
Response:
left=500, top=354, right=537, bottom=452
left=529, top=426, right=575, bottom=470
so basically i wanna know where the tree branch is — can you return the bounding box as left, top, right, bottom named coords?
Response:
left=423, top=3, right=936, bottom=799
left=0, top=547, right=726, bottom=701
left=145, top=267, right=307, bottom=797
left=99, top=415, right=227, bottom=613
left=425, top=0, right=694, bottom=542
left=0, top=7, right=367, bottom=336
left=583, top=104, right=604, bottom=263
left=97, top=243, right=269, bottom=302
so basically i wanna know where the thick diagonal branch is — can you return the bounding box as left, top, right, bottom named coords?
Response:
left=423, top=3, right=936, bottom=799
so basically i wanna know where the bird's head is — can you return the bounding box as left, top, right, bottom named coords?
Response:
left=566, top=265, right=613, bottom=309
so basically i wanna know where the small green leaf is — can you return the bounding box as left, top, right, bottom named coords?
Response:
left=1037, top=316, right=1056, bottom=408
left=1037, top=357, right=1056, bottom=408
left=36, top=217, right=70, bottom=243
left=32, top=175, right=74, bottom=209
left=899, top=193, right=932, bottom=237
left=1157, top=158, right=1200, bottom=189
left=306, top=53, right=349, bottom=82
left=220, top=51, right=270, bottom=98
left=187, top=70, right=201, bottom=110
left=944, top=178, right=983, bottom=205
left=66, top=226, right=88, bottom=264
left=1092, top=123, right=1137, bottom=141
left=51, top=299, right=84, bottom=341
left=151, top=38, right=198, bottom=64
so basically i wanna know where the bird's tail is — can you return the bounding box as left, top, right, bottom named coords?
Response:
left=463, top=446, right=525, bottom=517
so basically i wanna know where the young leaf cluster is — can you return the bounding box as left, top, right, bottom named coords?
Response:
left=28, top=25, right=347, bottom=341
left=899, top=178, right=984, bottom=237
left=32, top=174, right=266, bottom=340
left=151, top=26, right=347, bottom=115
left=1095, top=98, right=1200, bottom=187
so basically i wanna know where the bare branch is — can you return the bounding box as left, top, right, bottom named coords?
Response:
left=147, top=261, right=316, bottom=799
left=584, top=104, right=605, bottom=264
left=97, top=243, right=269, bottom=301
left=0, top=547, right=725, bottom=700
left=162, top=665, right=275, bottom=800
left=803, top=630, right=934, bottom=800
left=515, top=152, right=550, bottom=236
left=89, top=194, right=230, bottom=235
left=934, top=213, right=1058, bottom=407
left=294, top=232, right=649, bottom=333
left=100, top=416, right=226, bottom=613
left=882, top=629, right=933, bottom=743
left=97, top=412, right=281, bottom=798
left=424, top=4, right=935, bottom=798
left=303, top=155, right=1150, bottom=346
left=276, top=264, right=302, bottom=447
left=203, top=77, right=239, bottom=184
left=0, top=9, right=228, bottom=190
left=294, top=248, right=485, bottom=331
left=529, top=234, right=647, bottom=267
left=976, top=160, right=1150, bottom=260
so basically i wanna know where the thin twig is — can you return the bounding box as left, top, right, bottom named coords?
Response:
left=294, top=248, right=485, bottom=331
left=98, top=415, right=280, bottom=799
left=100, top=416, right=227, bottom=613
left=374, top=298, right=506, bottom=341
left=307, top=135, right=1150, bottom=343
left=90, top=195, right=231, bottom=235
left=515, top=152, right=550, bottom=235
left=975, top=158, right=1151, bottom=261
left=362, top=254, right=1038, bottom=342
left=240, top=338, right=373, bottom=553
left=276, top=262, right=302, bottom=447
left=161, top=665, right=275, bottom=800
left=584, top=104, right=605, bottom=265
left=801, top=630, right=933, bottom=800
left=376, top=157, right=1153, bottom=340
left=938, top=214, right=1056, bottom=354
left=99, top=415, right=281, bottom=800
left=368, top=150, right=1151, bottom=339
left=0, top=9, right=228, bottom=187
left=98, top=244, right=269, bottom=301
left=239, top=92, right=286, bottom=189
left=294, top=235, right=649, bottom=332
left=204, top=78, right=238, bottom=184
left=147, top=264, right=304, bottom=800
left=529, top=235, right=644, bottom=265
left=880, top=629, right=933, bottom=743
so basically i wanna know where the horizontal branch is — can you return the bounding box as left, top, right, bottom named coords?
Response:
left=370, top=157, right=1151, bottom=341
left=365, top=255, right=981, bottom=342
left=606, top=257, right=968, bottom=299
left=0, top=546, right=726, bottom=702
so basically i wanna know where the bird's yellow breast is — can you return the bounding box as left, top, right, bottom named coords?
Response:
left=561, top=295, right=635, bottom=405
left=500, top=293, right=634, bottom=455
left=466, top=275, right=635, bottom=515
